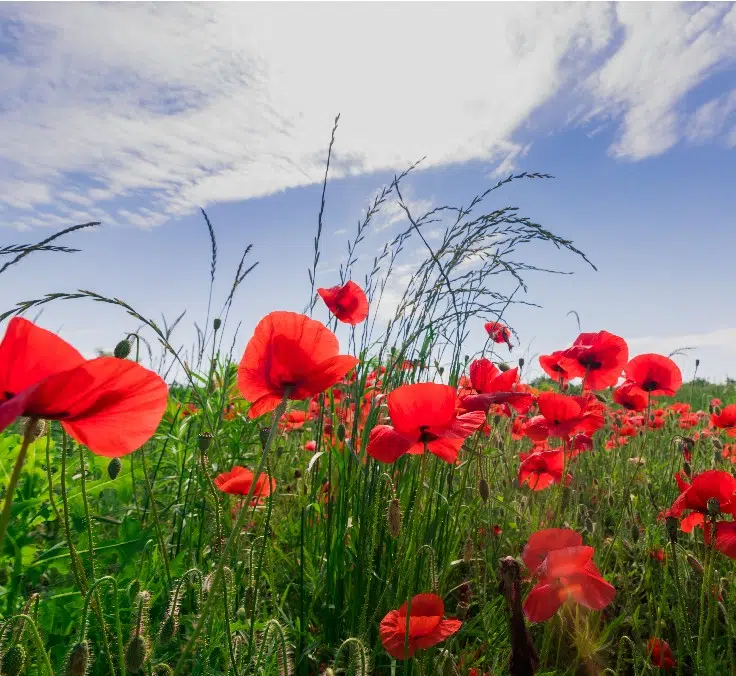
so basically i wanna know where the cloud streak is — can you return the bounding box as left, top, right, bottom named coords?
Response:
left=0, top=3, right=735, bottom=229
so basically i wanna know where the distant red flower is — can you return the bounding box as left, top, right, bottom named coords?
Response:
left=493, top=525, right=502, bottom=537
left=518, top=450, right=571, bottom=491
left=279, top=409, right=309, bottom=431
left=0, top=317, right=168, bottom=457
left=539, top=351, right=571, bottom=384
left=624, top=354, right=682, bottom=397
left=484, top=321, right=512, bottom=348
left=304, top=440, right=317, bottom=452
left=665, top=470, right=736, bottom=532
left=521, top=529, right=615, bottom=623
left=613, top=380, right=648, bottom=412
left=367, top=383, right=485, bottom=464
left=711, top=404, right=736, bottom=438
left=181, top=402, right=199, bottom=418
left=647, top=638, right=676, bottom=671
left=214, top=465, right=276, bottom=503
left=649, top=548, right=666, bottom=563
left=560, top=331, right=628, bottom=391
left=237, top=311, right=359, bottom=418
left=379, top=593, right=462, bottom=659
left=317, top=280, right=369, bottom=325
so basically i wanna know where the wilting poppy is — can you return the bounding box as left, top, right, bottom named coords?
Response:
left=317, top=280, right=369, bottom=325
left=366, top=382, right=485, bottom=464
left=518, top=450, right=571, bottom=491
left=0, top=317, right=168, bottom=457
left=665, top=470, right=736, bottom=532
left=647, top=638, right=676, bottom=671
left=711, top=404, right=736, bottom=438
left=214, top=465, right=276, bottom=500
left=379, top=593, right=462, bottom=659
left=484, top=321, right=512, bottom=348
left=237, top=311, right=359, bottom=418
left=560, top=331, right=628, bottom=391
left=521, top=529, right=615, bottom=623
left=613, top=380, right=648, bottom=412
left=624, top=354, right=682, bottom=397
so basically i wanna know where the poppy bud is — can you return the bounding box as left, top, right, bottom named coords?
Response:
left=336, top=423, right=346, bottom=442
left=128, top=579, right=141, bottom=602
left=387, top=498, right=402, bottom=539
left=125, top=636, right=148, bottom=674
left=294, top=469, right=302, bottom=479
left=456, top=601, right=469, bottom=619
left=695, top=359, right=700, bottom=369
left=631, top=524, right=640, bottom=543
left=1, top=645, right=26, bottom=676
left=518, top=357, right=525, bottom=368
left=213, top=318, right=221, bottom=331
left=198, top=432, right=213, bottom=452
left=108, top=457, right=122, bottom=480
left=498, top=362, right=510, bottom=372
left=683, top=462, right=692, bottom=478
left=259, top=427, right=271, bottom=450
left=665, top=516, right=679, bottom=544
left=463, top=538, right=473, bottom=563
left=686, top=553, right=704, bottom=574
left=707, top=497, right=720, bottom=518
left=157, top=614, right=178, bottom=644
left=152, top=666, right=174, bottom=676
left=478, top=478, right=490, bottom=502
left=65, top=641, right=90, bottom=676
left=594, top=392, right=607, bottom=403
left=114, top=338, right=132, bottom=359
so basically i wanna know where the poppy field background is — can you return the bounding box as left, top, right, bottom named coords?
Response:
left=0, top=159, right=735, bottom=676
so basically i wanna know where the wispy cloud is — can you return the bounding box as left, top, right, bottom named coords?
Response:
left=1, top=3, right=734, bottom=230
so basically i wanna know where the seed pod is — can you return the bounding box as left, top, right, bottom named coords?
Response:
left=213, top=318, right=222, bottom=331
left=665, top=516, right=679, bottom=544
left=518, top=357, right=525, bottom=368
left=66, top=641, right=91, bottom=676
left=478, top=478, right=490, bottom=503
left=387, top=498, right=402, bottom=539
left=1, top=645, right=26, bottom=676
left=125, top=636, right=148, bottom=674
left=707, top=497, right=721, bottom=518
left=198, top=432, right=213, bottom=452
left=498, top=362, right=510, bottom=372
left=114, top=339, right=132, bottom=359
left=259, top=428, right=271, bottom=450
left=108, top=457, right=122, bottom=480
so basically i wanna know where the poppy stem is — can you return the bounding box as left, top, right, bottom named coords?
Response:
left=0, top=417, right=39, bottom=555
left=172, top=391, right=291, bottom=676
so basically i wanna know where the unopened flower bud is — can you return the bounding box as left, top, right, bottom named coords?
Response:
left=114, top=338, right=132, bottom=359
left=1, top=645, right=26, bottom=676
left=213, top=318, right=221, bottom=331
left=198, top=432, right=213, bottom=452
left=387, top=498, right=402, bottom=539
left=498, top=362, right=510, bottom=372
left=128, top=579, right=141, bottom=602
left=707, top=497, right=721, bottom=518
left=518, top=357, right=525, bottom=368
left=108, top=457, right=122, bottom=480
left=478, top=478, right=490, bottom=503
left=336, top=423, right=346, bottom=442
left=157, top=614, right=178, bottom=644
left=65, top=641, right=90, bottom=676
left=631, top=524, right=640, bottom=543
left=21, top=417, right=45, bottom=441
left=259, top=427, right=271, bottom=450
left=152, top=666, right=174, bottom=676
left=686, top=553, right=704, bottom=574
left=125, top=636, right=148, bottom=674
left=665, top=516, right=679, bottom=544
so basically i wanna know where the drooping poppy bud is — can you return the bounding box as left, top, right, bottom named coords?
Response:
left=387, top=498, right=402, bottom=539
left=114, top=338, right=132, bottom=359
left=0, top=645, right=26, bottom=676
left=108, top=457, right=122, bottom=480
left=65, top=641, right=91, bottom=676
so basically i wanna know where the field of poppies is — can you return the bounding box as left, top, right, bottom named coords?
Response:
left=1, top=170, right=735, bottom=676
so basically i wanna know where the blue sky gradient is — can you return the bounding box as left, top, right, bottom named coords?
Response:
left=1, top=3, right=735, bottom=382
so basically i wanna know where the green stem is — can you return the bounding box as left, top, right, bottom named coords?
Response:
left=140, top=444, right=172, bottom=587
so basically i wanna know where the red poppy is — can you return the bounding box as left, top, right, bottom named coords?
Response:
left=624, top=354, right=682, bottom=397
left=665, top=470, right=736, bottom=532
left=304, top=440, right=317, bottom=452
left=461, top=360, right=532, bottom=415
left=214, top=465, right=276, bottom=499
left=647, top=638, right=676, bottom=671
left=559, top=331, right=628, bottom=391
left=539, top=351, right=571, bottom=384
left=521, top=529, right=615, bottom=623
left=366, top=383, right=485, bottom=464
left=613, top=380, right=648, bottom=412
left=536, top=392, right=605, bottom=440
left=711, top=404, right=736, bottom=438
left=237, top=311, right=359, bottom=418
left=0, top=317, right=168, bottom=457
left=518, top=450, right=571, bottom=491
left=279, top=409, right=309, bottom=432
left=379, top=593, right=462, bottom=659
left=703, top=521, right=736, bottom=559
left=317, top=280, right=369, bottom=325
left=484, top=321, right=512, bottom=348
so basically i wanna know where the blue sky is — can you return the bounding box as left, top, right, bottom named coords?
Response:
left=1, top=3, right=735, bottom=383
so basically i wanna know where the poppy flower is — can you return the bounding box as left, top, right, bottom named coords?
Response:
left=539, top=351, right=571, bottom=384
left=518, top=450, right=571, bottom=491
left=613, top=380, right=648, bottom=412
left=317, top=280, right=369, bottom=325
left=665, top=470, right=736, bottom=532
left=366, top=383, right=485, bottom=464
left=536, top=392, right=605, bottom=440
left=379, top=593, right=462, bottom=659
left=462, top=360, right=533, bottom=415
left=0, top=317, right=168, bottom=457
left=624, top=354, right=682, bottom=397
left=521, top=529, right=615, bottom=623
left=647, top=638, right=676, bottom=671
left=711, top=404, right=736, bottom=438
left=559, top=331, right=628, bottom=391
left=214, top=465, right=276, bottom=501
left=484, top=321, right=512, bottom=349
left=703, top=521, right=736, bottom=559
left=237, top=311, right=359, bottom=418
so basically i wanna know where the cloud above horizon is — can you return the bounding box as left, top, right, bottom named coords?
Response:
left=1, top=2, right=735, bottom=230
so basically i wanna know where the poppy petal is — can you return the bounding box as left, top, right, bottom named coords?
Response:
left=413, top=618, right=462, bottom=649
left=522, top=528, right=583, bottom=573
left=569, top=569, right=616, bottom=611
left=523, top=582, right=563, bottom=623
left=367, top=425, right=413, bottom=463
left=387, top=383, right=457, bottom=437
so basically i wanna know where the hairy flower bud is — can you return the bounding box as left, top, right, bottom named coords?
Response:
left=686, top=553, right=704, bottom=575
left=478, top=478, right=490, bottom=503
left=125, top=636, right=148, bottom=674
left=1, top=645, right=26, bottom=676
left=108, top=457, right=122, bottom=480
left=336, top=423, right=346, bottom=442
left=65, top=641, right=90, bottom=676
left=114, top=338, right=132, bottom=359
left=387, top=498, right=402, bottom=539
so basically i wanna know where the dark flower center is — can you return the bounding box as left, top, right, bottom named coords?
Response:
left=418, top=425, right=439, bottom=443
left=641, top=380, right=658, bottom=392
left=579, top=356, right=602, bottom=370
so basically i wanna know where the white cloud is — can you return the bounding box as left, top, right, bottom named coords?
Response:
left=628, top=327, right=736, bottom=356
left=373, top=190, right=435, bottom=233
left=0, top=3, right=734, bottom=229
left=686, top=90, right=736, bottom=143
